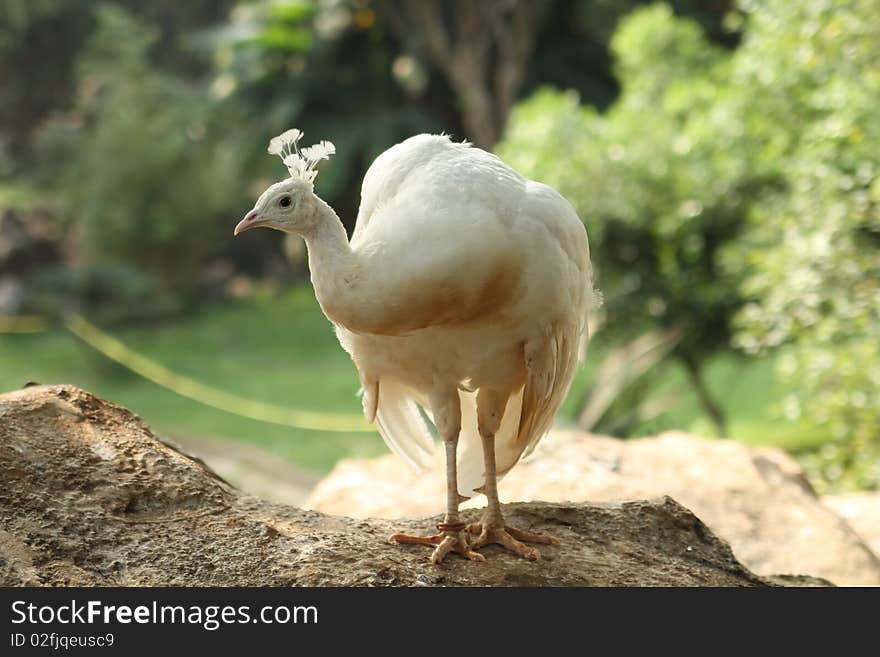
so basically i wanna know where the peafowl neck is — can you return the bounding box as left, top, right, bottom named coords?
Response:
left=301, top=197, right=369, bottom=331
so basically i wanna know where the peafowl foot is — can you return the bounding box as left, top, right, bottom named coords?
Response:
left=389, top=522, right=485, bottom=564
left=466, top=519, right=561, bottom=561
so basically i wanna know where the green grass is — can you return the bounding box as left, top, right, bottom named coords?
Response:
left=560, top=343, right=827, bottom=453
left=0, top=287, right=384, bottom=472
left=0, top=286, right=826, bottom=474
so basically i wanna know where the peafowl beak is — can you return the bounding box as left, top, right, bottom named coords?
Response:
left=233, top=211, right=261, bottom=236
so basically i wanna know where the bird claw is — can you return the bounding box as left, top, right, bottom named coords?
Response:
left=466, top=522, right=561, bottom=561
left=389, top=518, right=560, bottom=563
left=389, top=528, right=484, bottom=564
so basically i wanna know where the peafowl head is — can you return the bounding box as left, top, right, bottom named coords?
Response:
left=234, top=128, right=335, bottom=236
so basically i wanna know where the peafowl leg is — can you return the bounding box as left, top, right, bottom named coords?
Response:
left=467, top=391, right=561, bottom=561
left=389, top=392, right=483, bottom=564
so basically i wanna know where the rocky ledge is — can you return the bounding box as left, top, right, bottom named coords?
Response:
left=0, top=385, right=830, bottom=586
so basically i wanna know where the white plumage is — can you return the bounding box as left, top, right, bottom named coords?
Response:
left=235, top=132, right=596, bottom=563
left=343, top=135, right=594, bottom=492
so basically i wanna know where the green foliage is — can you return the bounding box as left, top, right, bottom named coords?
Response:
left=27, top=263, right=181, bottom=324
left=728, top=0, right=880, bottom=490
left=499, top=6, right=758, bottom=436
left=41, top=5, right=243, bottom=304
left=500, top=1, right=880, bottom=489
left=4, top=0, right=874, bottom=487
left=206, top=0, right=443, bottom=223
left=0, top=1, right=90, bottom=174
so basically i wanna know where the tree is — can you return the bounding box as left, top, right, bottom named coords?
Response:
left=499, top=1, right=880, bottom=489
left=728, top=0, right=880, bottom=490
left=379, top=0, right=539, bottom=149
left=0, top=0, right=232, bottom=175
left=37, top=5, right=243, bottom=313
left=498, top=5, right=759, bottom=436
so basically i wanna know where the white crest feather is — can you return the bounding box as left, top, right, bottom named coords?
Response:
left=268, top=128, right=334, bottom=183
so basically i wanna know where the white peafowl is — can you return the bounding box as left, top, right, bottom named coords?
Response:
left=234, top=129, right=598, bottom=563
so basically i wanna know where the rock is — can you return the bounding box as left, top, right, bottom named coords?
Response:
left=823, top=493, right=880, bottom=558
left=307, top=431, right=880, bottom=586
left=0, top=385, right=819, bottom=587
left=163, top=434, right=320, bottom=507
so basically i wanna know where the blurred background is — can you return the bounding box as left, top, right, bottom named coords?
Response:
left=1, top=0, right=877, bottom=498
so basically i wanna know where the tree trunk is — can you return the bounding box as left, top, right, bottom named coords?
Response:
left=681, top=354, right=728, bottom=437
left=383, top=0, right=538, bottom=149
